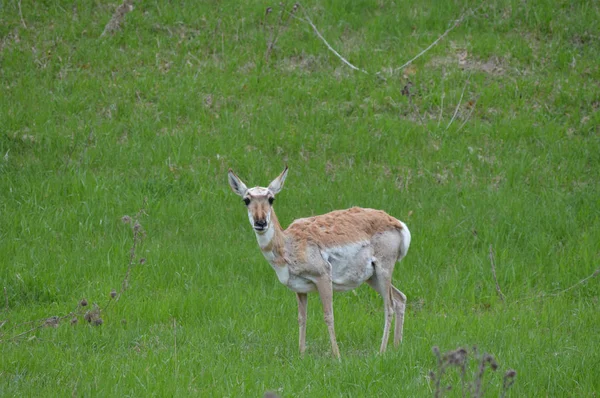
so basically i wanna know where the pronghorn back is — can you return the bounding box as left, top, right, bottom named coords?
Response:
left=285, top=207, right=405, bottom=249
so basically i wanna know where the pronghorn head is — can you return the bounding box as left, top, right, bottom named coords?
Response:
left=228, top=166, right=288, bottom=234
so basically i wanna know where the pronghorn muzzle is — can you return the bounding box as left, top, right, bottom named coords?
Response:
left=254, top=219, right=268, bottom=232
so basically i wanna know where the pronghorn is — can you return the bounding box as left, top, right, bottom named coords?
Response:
left=228, top=166, right=411, bottom=358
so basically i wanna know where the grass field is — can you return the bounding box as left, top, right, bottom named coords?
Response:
left=1, top=0, right=599, bottom=396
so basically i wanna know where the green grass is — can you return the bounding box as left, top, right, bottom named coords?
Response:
left=1, top=0, right=599, bottom=396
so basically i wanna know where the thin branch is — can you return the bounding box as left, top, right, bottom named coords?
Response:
left=437, top=69, right=446, bottom=128
left=489, top=245, right=505, bottom=302
left=101, top=0, right=134, bottom=37
left=0, top=312, right=76, bottom=343
left=394, top=3, right=484, bottom=74
left=445, top=74, right=470, bottom=131
left=454, top=96, right=479, bottom=134
left=550, top=268, right=600, bottom=297
left=265, top=6, right=286, bottom=62
left=293, top=5, right=368, bottom=74
left=17, top=0, right=27, bottom=29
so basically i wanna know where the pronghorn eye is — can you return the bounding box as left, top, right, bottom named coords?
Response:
left=268, top=197, right=274, bottom=205
left=243, top=198, right=251, bottom=206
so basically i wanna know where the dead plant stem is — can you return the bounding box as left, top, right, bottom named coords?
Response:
left=489, top=245, right=506, bottom=302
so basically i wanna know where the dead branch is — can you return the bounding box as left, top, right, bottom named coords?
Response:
left=550, top=268, right=600, bottom=297
left=454, top=96, right=479, bottom=135
left=101, top=0, right=134, bottom=37
left=292, top=4, right=368, bottom=74
left=394, top=2, right=485, bottom=74
left=265, top=5, right=298, bottom=62
left=17, top=0, right=27, bottom=29
left=489, top=245, right=506, bottom=302
left=445, top=73, right=470, bottom=131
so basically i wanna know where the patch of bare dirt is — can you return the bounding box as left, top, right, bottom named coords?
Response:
left=428, top=48, right=507, bottom=76
left=279, top=53, right=322, bottom=73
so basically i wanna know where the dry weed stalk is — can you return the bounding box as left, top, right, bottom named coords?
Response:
left=514, top=267, right=599, bottom=304
left=17, top=0, right=27, bottom=29
left=429, top=346, right=516, bottom=398
left=549, top=268, right=600, bottom=297
left=0, top=200, right=147, bottom=344
left=264, top=3, right=299, bottom=62
left=101, top=0, right=135, bottom=37
left=489, top=245, right=506, bottom=302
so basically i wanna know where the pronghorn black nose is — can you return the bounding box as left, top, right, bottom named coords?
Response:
left=254, top=220, right=267, bottom=230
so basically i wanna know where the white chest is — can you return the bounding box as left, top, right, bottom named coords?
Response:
left=263, top=251, right=315, bottom=293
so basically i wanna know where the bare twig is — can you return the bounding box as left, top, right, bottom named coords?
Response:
left=265, top=4, right=299, bottom=62
left=445, top=74, right=470, bottom=131
left=293, top=4, right=368, bottom=74
left=17, top=0, right=27, bottom=29
left=265, top=6, right=285, bottom=61
left=550, top=268, right=600, bottom=297
left=105, top=199, right=147, bottom=312
left=437, top=69, right=446, bottom=128
left=394, top=3, right=484, bottom=74
left=489, top=245, right=506, bottom=302
left=454, top=96, right=479, bottom=135
left=0, top=311, right=76, bottom=343
left=101, top=0, right=134, bottom=37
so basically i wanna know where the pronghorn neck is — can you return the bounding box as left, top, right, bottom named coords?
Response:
left=255, top=208, right=286, bottom=266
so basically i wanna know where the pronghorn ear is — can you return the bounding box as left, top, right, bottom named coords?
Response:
left=268, top=166, right=288, bottom=195
left=228, top=169, right=248, bottom=197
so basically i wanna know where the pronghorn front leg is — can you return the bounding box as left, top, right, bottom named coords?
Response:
left=314, top=276, right=341, bottom=359
left=296, top=292, right=308, bottom=356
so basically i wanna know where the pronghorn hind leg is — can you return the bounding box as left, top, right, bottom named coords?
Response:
left=296, top=293, right=308, bottom=356
left=366, top=275, right=394, bottom=354
left=391, top=285, right=407, bottom=346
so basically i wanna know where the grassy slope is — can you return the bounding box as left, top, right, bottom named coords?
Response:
left=1, top=0, right=599, bottom=396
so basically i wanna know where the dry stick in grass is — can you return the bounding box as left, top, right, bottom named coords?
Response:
left=291, top=4, right=368, bottom=74
left=17, top=0, right=27, bottom=29
left=104, top=203, right=147, bottom=312
left=393, top=2, right=485, bottom=74
left=489, top=245, right=506, bottom=302
left=514, top=267, right=600, bottom=304
left=454, top=96, right=479, bottom=135
left=437, top=69, right=446, bottom=128
left=265, top=4, right=299, bottom=62
left=101, top=0, right=134, bottom=37
left=549, top=268, right=600, bottom=297
left=0, top=308, right=80, bottom=343
left=445, top=73, right=471, bottom=132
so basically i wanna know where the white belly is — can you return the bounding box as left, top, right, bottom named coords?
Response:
left=323, top=242, right=374, bottom=291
